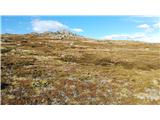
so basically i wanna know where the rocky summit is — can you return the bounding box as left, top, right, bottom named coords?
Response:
left=1, top=31, right=160, bottom=105
left=30, top=30, right=82, bottom=40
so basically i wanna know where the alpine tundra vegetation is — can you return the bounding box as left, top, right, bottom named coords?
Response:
left=1, top=31, right=160, bottom=105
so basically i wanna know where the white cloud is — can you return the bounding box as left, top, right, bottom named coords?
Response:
left=32, top=19, right=68, bottom=33
left=153, top=22, right=160, bottom=29
left=137, top=22, right=160, bottom=32
left=71, top=28, right=83, bottom=32
left=103, top=33, right=160, bottom=43
left=31, top=19, right=83, bottom=33
left=148, top=35, right=160, bottom=43
left=137, top=24, right=150, bottom=29
left=103, top=33, right=146, bottom=40
left=137, top=24, right=153, bottom=32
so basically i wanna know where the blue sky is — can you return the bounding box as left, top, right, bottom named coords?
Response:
left=1, top=16, right=160, bottom=42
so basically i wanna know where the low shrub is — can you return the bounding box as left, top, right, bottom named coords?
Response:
left=1, top=47, right=12, bottom=53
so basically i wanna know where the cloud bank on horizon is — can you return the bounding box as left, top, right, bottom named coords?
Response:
left=103, top=17, right=160, bottom=43
left=1, top=16, right=160, bottom=43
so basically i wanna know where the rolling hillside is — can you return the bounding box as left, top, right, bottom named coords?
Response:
left=1, top=32, right=160, bottom=104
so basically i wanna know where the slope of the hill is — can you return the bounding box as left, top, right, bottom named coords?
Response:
left=1, top=32, right=160, bottom=104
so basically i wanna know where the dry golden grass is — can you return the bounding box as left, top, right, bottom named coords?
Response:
left=1, top=34, right=160, bottom=104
